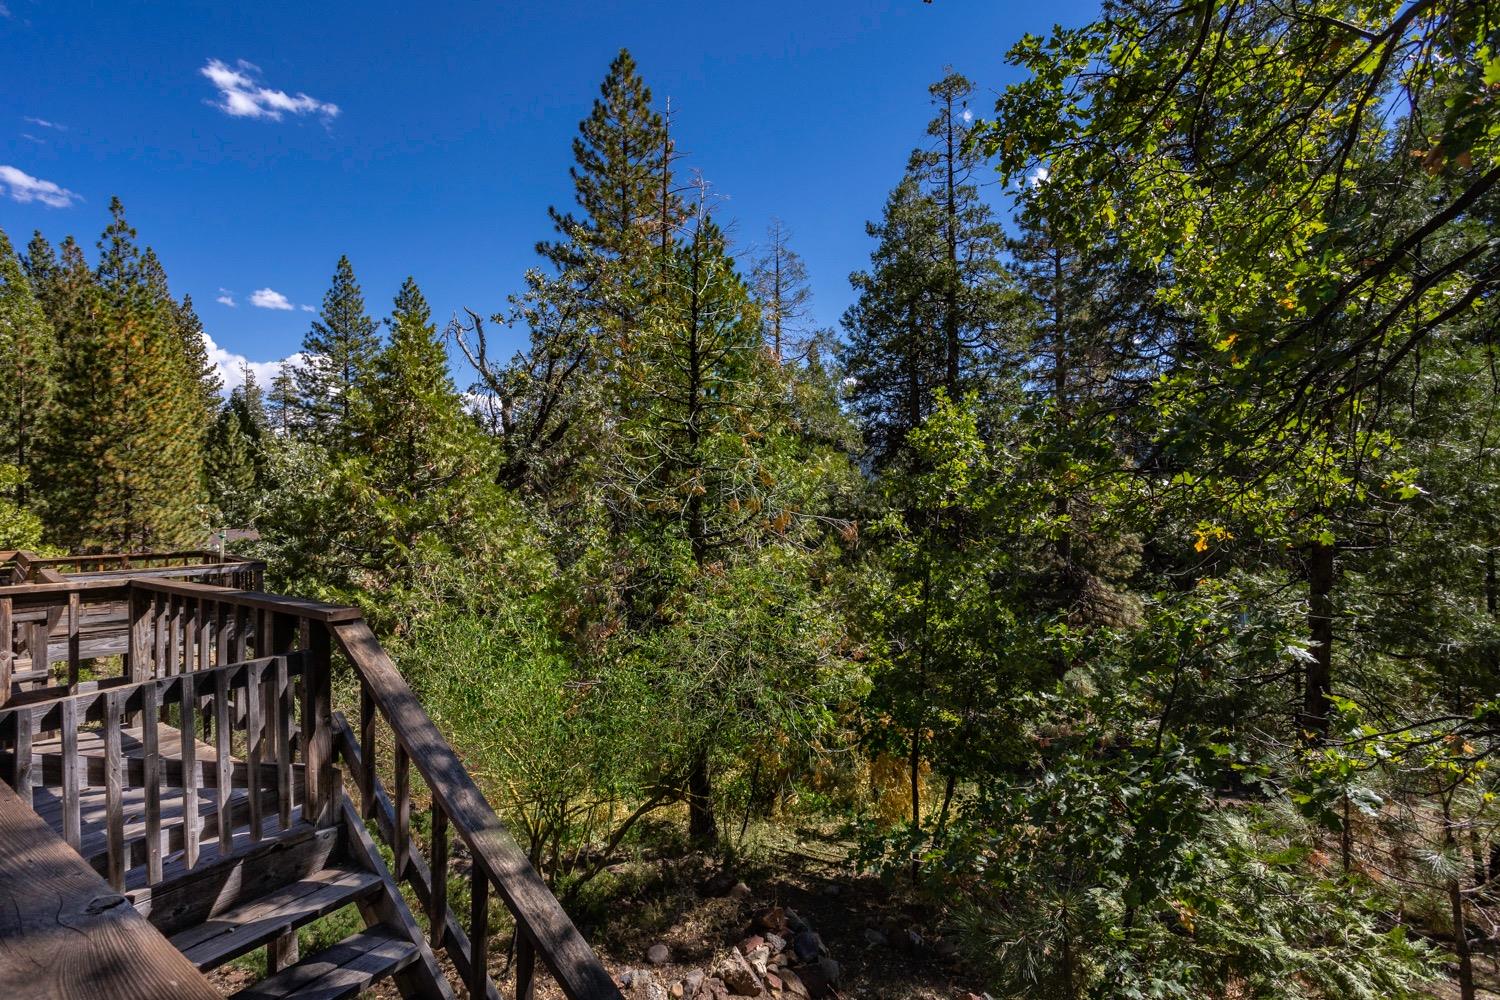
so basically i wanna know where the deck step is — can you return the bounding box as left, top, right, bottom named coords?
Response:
left=131, top=820, right=331, bottom=928
left=227, top=925, right=419, bottom=1000
left=171, top=864, right=383, bottom=971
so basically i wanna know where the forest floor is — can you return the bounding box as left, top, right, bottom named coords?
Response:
left=211, top=814, right=1499, bottom=999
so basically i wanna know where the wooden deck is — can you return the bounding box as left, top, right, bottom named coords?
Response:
left=0, top=778, right=220, bottom=999
left=0, top=550, right=622, bottom=1000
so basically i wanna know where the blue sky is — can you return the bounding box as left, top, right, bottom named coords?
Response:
left=0, top=0, right=1097, bottom=391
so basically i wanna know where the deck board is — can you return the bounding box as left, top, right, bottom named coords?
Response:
left=0, top=778, right=219, bottom=1000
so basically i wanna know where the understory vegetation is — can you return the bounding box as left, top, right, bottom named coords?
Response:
left=3, top=2, right=1499, bottom=997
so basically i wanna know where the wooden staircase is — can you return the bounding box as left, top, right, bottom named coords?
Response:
left=0, top=552, right=622, bottom=1000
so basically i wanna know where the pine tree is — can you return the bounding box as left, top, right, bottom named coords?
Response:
left=205, top=404, right=256, bottom=526
left=228, top=364, right=270, bottom=487
left=906, top=72, right=1010, bottom=396
left=751, top=219, right=812, bottom=363
left=614, top=205, right=841, bottom=844
left=0, top=226, right=56, bottom=506
left=840, top=176, right=947, bottom=467
left=539, top=48, right=678, bottom=297
left=267, top=364, right=301, bottom=437
left=296, top=255, right=380, bottom=444
left=44, top=198, right=208, bottom=549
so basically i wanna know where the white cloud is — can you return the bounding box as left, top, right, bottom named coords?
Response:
left=300, top=304, right=316, bottom=312
left=200, top=59, right=339, bottom=122
left=1028, top=166, right=1051, bottom=187
left=23, top=117, right=66, bottom=131
left=961, top=108, right=973, bottom=123
left=216, top=288, right=237, bottom=307
left=249, top=287, right=294, bottom=311
left=0, top=165, right=81, bottom=208
left=0, top=4, right=10, bottom=18
left=203, top=332, right=303, bottom=397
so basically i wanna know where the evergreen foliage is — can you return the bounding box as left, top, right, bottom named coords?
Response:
left=295, top=255, right=380, bottom=444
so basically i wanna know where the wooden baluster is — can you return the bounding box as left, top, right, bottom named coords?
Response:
left=216, top=602, right=230, bottom=669
left=30, top=620, right=48, bottom=688
left=1, top=595, right=11, bottom=708
left=152, top=593, right=166, bottom=681
left=197, top=597, right=211, bottom=672
left=6, top=709, right=31, bottom=807
left=394, top=742, right=410, bottom=879
left=142, top=682, right=162, bottom=884
left=246, top=659, right=263, bottom=843
left=430, top=803, right=448, bottom=950
left=167, top=595, right=181, bottom=679
left=127, top=588, right=143, bottom=680
left=233, top=606, right=249, bottom=663
left=214, top=668, right=233, bottom=851
left=60, top=698, right=79, bottom=849
left=179, top=673, right=199, bottom=869
left=359, top=682, right=377, bottom=820
left=275, top=654, right=293, bottom=830
left=104, top=690, right=125, bottom=891
left=470, top=871, right=490, bottom=1000
left=66, top=592, right=80, bottom=694
left=516, top=934, right=537, bottom=1000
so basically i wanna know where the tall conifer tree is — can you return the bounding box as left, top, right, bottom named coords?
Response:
left=45, top=199, right=207, bottom=549
left=0, top=226, right=56, bottom=506
left=296, top=255, right=380, bottom=444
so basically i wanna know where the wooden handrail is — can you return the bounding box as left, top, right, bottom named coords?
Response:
left=334, top=620, right=623, bottom=1000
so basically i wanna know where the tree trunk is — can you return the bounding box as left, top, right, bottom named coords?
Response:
left=688, top=751, right=717, bottom=846
left=1301, top=539, right=1335, bottom=740
left=1448, top=798, right=1477, bottom=1000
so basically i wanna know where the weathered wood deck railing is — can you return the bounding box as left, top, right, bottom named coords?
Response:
left=0, top=572, right=623, bottom=1000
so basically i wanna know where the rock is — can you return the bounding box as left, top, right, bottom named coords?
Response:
left=697, top=977, right=729, bottom=1000
left=684, top=971, right=706, bottom=997
left=816, top=958, right=840, bottom=985
left=700, top=873, right=739, bottom=897
left=819, top=883, right=841, bottom=897
left=795, top=967, right=832, bottom=998
left=622, top=971, right=666, bottom=1000
left=717, top=949, right=765, bottom=997
left=764, top=932, right=786, bottom=954
left=729, top=882, right=753, bottom=901
left=764, top=973, right=783, bottom=992
left=738, top=935, right=765, bottom=955
left=753, top=906, right=786, bottom=931
left=779, top=969, right=810, bottom=1000
left=769, top=952, right=788, bottom=969
left=901, top=928, right=924, bottom=952
left=863, top=928, right=888, bottom=948
left=784, top=908, right=808, bottom=933
left=648, top=943, right=673, bottom=966
left=746, top=944, right=771, bottom=977
left=670, top=983, right=685, bottom=999
left=791, top=931, right=819, bottom=963
left=934, top=939, right=959, bottom=959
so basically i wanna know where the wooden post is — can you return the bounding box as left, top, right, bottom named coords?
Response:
left=0, top=596, right=11, bottom=708
left=470, top=870, right=490, bottom=1000
left=304, top=620, right=334, bottom=826
left=67, top=592, right=80, bottom=693
left=430, top=803, right=449, bottom=950
left=143, top=681, right=163, bottom=884
left=395, top=742, right=410, bottom=879
left=179, top=672, right=199, bottom=869
left=517, top=934, right=537, bottom=1000
left=104, top=690, right=125, bottom=890
left=360, top=682, right=377, bottom=820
